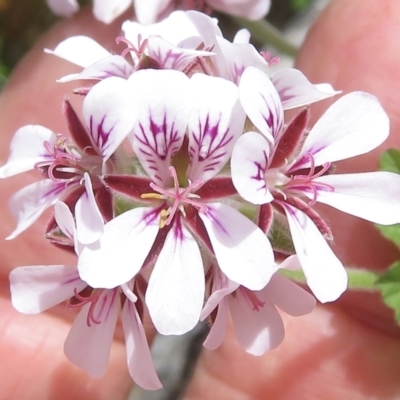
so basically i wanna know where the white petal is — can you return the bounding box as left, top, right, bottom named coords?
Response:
left=233, top=29, right=251, bottom=44
left=83, top=77, right=135, bottom=163
left=75, top=174, right=104, bottom=245
left=187, top=74, right=245, bottom=182
left=0, top=125, right=56, bottom=178
left=282, top=204, right=347, bottom=303
left=294, top=92, right=390, bottom=169
left=272, top=68, right=340, bottom=110
left=312, top=172, right=400, bottom=225
left=10, top=265, right=85, bottom=314
left=54, top=201, right=75, bottom=240
left=93, top=0, right=131, bottom=24
left=7, top=180, right=65, bottom=240
left=200, top=203, right=274, bottom=290
left=129, top=69, right=191, bottom=187
left=239, top=67, right=284, bottom=142
left=58, top=55, right=134, bottom=82
left=266, top=273, right=316, bottom=316
left=45, top=36, right=111, bottom=68
left=231, top=131, right=274, bottom=204
left=46, top=0, right=79, bottom=17
left=229, top=290, right=284, bottom=355
left=78, top=207, right=159, bottom=289
left=122, top=300, right=163, bottom=389
left=133, top=0, right=172, bottom=24
left=208, top=0, right=271, bottom=20
left=64, top=289, right=120, bottom=378
left=146, top=221, right=204, bottom=335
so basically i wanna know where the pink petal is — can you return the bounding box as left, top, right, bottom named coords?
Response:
left=7, top=179, right=65, bottom=240
left=10, top=265, right=86, bottom=314
left=266, top=273, right=316, bottom=316
left=0, top=125, right=56, bottom=178
left=146, top=219, right=204, bottom=335
left=202, top=298, right=229, bottom=351
left=83, top=76, right=135, bottom=163
left=229, top=290, right=284, bottom=355
left=293, top=92, right=390, bottom=169
left=239, top=67, right=284, bottom=143
left=75, top=174, right=104, bottom=245
left=93, top=0, right=131, bottom=24
left=199, top=203, right=274, bottom=290
left=187, top=74, right=245, bottom=182
left=78, top=207, right=160, bottom=289
left=122, top=300, right=163, bottom=389
left=64, top=289, right=120, bottom=378
left=208, top=0, right=271, bottom=20
left=231, top=131, right=274, bottom=205
left=282, top=204, right=347, bottom=303
left=129, top=69, right=191, bottom=187
left=313, top=172, right=400, bottom=225
left=46, top=0, right=79, bottom=17
left=271, top=68, right=340, bottom=110
left=45, top=36, right=111, bottom=68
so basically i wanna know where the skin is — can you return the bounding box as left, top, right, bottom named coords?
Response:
left=0, top=0, right=399, bottom=399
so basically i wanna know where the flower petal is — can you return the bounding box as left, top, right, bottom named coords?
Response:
left=129, top=69, right=191, bottom=187
left=0, top=125, right=56, bottom=178
left=202, top=298, right=229, bottom=351
left=7, top=179, right=65, bottom=240
left=199, top=203, right=274, bottom=290
left=266, top=273, right=316, bottom=316
left=133, top=0, right=172, bottom=24
left=187, top=74, right=245, bottom=182
left=78, top=207, right=159, bottom=289
left=10, top=265, right=85, bottom=314
left=93, top=0, right=131, bottom=24
left=146, top=218, right=204, bottom=335
left=46, top=0, right=79, bottom=17
left=83, top=76, right=136, bottom=163
left=271, top=68, right=340, bottom=110
left=122, top=300, right=163, bottom=389
left=293, top=92, right=390, bottom=169
left=239, top=66, right=284, bottom=142
left=313, top=172, right=400, bottom=225
left=229, top=290, right=284, bottom=355
left=64, top=289, right=120, bottom=378
left=282, top=204, right=347, bottom=303
left=45, top=36, right=111, bottom=68
left=75, top=174, right=104, bottom=245
left=231, top=131, right=274, bottom=204
left=208, top=0, right=271, bottom=20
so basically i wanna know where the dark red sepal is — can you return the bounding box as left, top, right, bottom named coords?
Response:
left=103, top=174, right=153, bottom=201
left=195, top=176, right=238, bottom=200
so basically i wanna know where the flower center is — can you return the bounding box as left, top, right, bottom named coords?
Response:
left=141, top=166, right=208, bottom=228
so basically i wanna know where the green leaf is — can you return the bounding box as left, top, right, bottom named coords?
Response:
left=376, top=223, right=400, bottom=250
left=376, top=262, right=400, bottom=325
left=379, top=149, right=400, bottom=173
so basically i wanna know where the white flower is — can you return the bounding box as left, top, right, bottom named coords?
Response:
left=231, top=66, right=400, bottom=302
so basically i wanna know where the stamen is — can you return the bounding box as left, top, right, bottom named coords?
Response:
left=240, top=287, right=265, bottom=311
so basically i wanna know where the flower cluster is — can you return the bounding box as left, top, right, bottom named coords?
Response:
left=2, top=9, right=400, bottom=391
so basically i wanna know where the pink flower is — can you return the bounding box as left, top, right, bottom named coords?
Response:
left=77, top=68, right=275, bottom=335
left=231, top=66, right=400, bottom=302
left=9, top=202, right=162, bottom=389
left=201, top=256, right=316, bottom=355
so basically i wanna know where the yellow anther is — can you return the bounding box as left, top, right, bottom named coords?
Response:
left=159, top=209, right=169, bottom=229
left=141, top=193, right=163, bottom=199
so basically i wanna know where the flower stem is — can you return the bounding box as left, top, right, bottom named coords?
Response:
left=232, top=17, right=298, bottom=57
left=280, top=267, right=380, bottom=291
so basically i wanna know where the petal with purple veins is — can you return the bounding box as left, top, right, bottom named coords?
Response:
left=187, top=74, right=245, bottom=182
left=129, top=69, right=191, bottom=187
left=231, top=131, right=274, bottom=205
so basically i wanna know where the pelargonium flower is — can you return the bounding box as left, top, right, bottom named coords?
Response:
left=77, top=68, right=275, bottom=335
left=9, top=202, right=162, bottom=389
left=231, top=66, right=400, bottom=302
left=46, top=0, right=270, bottom=24
left=0, top=78, right=133, bottom=240
left=201, top=256, right=316, bottom=355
